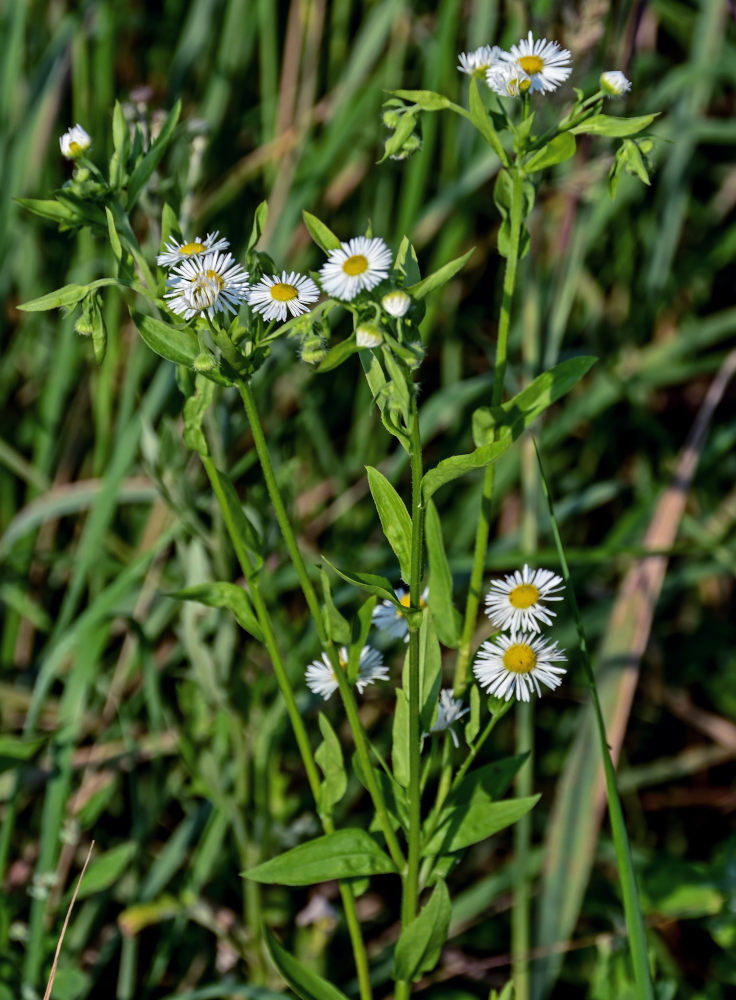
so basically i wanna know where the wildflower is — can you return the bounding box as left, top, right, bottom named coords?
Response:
left=165, top=251, right=249, bottom=321
left=430, top=690, right=469, bottom=747
left=372, top=587, right=428, bottom=641
left=486, top=63, right=532, bottom=97
left=485, top=564, right=564, bottom=633
left=501, top=31, right=572, bottom=94
left=247, top=270, right=319, bottom=323
left=305, top=645, right=388, bottom=700
left=356, top=323, right=383, bottom=348
left=600, top=71, right=631, bottom=96
left=382, top=290, right=411, bottom=318
left=473, top=631, right=567, bottom=702
left=156, top=231, right=230, bottom=268
left=457, top=45, right=504, bottom=77
left=319, top=236, right=393, bottom=301
left=59, top=124, right=91, bottom=159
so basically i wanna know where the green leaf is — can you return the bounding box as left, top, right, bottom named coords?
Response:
left=168, top=581, right=264, bottom=642
left=421, top=439, right=512, bottom=501
left=468, top=77, right=506, bottom=162
left=206, top=465, right=264, bottom=573
left=247, top=200, right=268, bottom=253
left=15, top=197, right=80, bottom=226
left=407, top=248, right=474, bottom=301
left=110, top=100, right=130, bottom=188
left=394, top=879, right=452, bottom=981
left=348, top=595, right=378, bottom=682
left=393, top=236, right=421, bottom=285
left=389, top=89, right=452, bottom=111
left=392, top=688, right=410, bottom=788
left=423, top=795, right=540, bottom=856
left=322, top=556, right=398, bottom=605
left=264, top=927, right=351, bottom=1000
left=243, top=829, right=397, bottom=885
left=524, top=132, right=576, bottom=173
left=320, top=568, right=351, bottom=645
left=302, top=210, right=341, bottom=253
left=418, top=612, right=443, bottom=732
left=464, top=685, right=481, bottom=744
left=0, top=735, right=45, bottom=772
left=160, top=202, right=181, bottom=249
left=570, top=113, right=657, bottom=138
left=182, top=373, right=215, bottom=456
left=315, top=714, right=347, bottom=813
left=315, top=338, right=361, bottom=373
left=105, top=206, right=123, bottom=265
left=425, top=500, right=460, bottom=647
left=89, top=295, right=107, bottom=364
left=494, top=169, right=535, bottom=259
left=131, top=310, right=198, bottom=366
left=75, top=842, right=138, bottom=899
left=446, top=755, right=529, bottom=814
left=126, top=99, right=181, bottom=208
left=378, top=111, right=417, bottom=163
left=366, top=466, right=412, bottom=583
left=19, top=281, right=116, bottom=313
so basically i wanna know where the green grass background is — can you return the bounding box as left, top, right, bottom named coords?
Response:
left=1, top=1, right=735, bottom=998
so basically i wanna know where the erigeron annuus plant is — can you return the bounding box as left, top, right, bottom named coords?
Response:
left=21, top=26, right=660, bottom=1000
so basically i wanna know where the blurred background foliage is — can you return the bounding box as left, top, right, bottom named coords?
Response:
left=1, top=0, right=735, bottom=998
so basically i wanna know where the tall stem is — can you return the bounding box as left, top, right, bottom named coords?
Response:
left=454, top=166, right=525, bottom=694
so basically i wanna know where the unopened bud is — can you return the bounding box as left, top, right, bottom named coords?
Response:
left=356, top=323, right=383, bottom=348
left=382, top=110, right=401, bottom=130
left=381, top=290, right=411, bottom=318
left=600, top=71, right=632, bottom=96
left=193, top=352, right=216, bottom=372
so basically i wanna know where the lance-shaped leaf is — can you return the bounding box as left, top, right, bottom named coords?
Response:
left=131, top=311, right=198, bottom=366
left=315, top=713, right=347, bottom=812
left=302, top=210, right=341, bottom=252
left=126, top=99, right=181, bottom=209
left=421, top=438, right=512, bottom=501
left=321, top=556, right=398, bottom=605
left=167, top=582, right=264, bottom=642
left=247, top=200, right=268, bottom=253
left=243, top=829, right=397, bottom=885
left=525, top=132, right=576, bottom=173
left=320, top=568, right=351, bottom=644
left=394, top=878, right=452, bottom=981
left=265, top=927, right=351, bottom=1000
left=468, top=76, right=507, bottom=163
left=389, top=88, right=453, bottom=111
left=366, top=466, right=412, bottom=583
left=423, top=795, right=539, bottom=856
left=425, top=499, right=460, bottom=647
left=316, top=338, right=361, bottom=373
left=19, top=278, right=119, bottom=313
left=570, top=112, right=657, bottom=137
left=407, top=247, right=474, bottom=301
left=206, top=465, right=264, bottom=573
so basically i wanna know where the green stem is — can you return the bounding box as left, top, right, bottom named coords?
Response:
left=534, top=439, right=655, bottom=1000
left=201, top=455, right=373, bottom=1000
left=454, top=166, right=525, bottom=694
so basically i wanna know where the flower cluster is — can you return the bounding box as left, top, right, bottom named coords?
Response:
left=473, top=565, right=567, bottom=702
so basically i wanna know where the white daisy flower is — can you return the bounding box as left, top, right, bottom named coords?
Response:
left=247, top=270, right=319, bottom=323
left=156, top=231, right=230, bottom=268
left=430, top=690, right=469, bottom=748
left=486, top=63, right=532, bottom=98
left=600, top=71, right=631, bottom=96
left=484, top=564, right=564, bottom=633
left=305, top=645, right=389, bottom=701
left=382, top=290, right=411, bottom=318
left=319, top=236, right=393, bottom=301
left=501, top=30, right=572, bottom=94
left=473, top=631, right=567, bottom=702
left=458, top=45, right=505, bottom=77
left=59, top=124, right=91, bottom=158
left=165, top=251, right=249, bottom=321
left=372, top=587, right=428, bottom=642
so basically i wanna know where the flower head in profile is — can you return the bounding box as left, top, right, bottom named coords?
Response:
left=247, top=270, right=319, bottom=323
left=382, top=290, right=411, bottom=318
left=457, top=45, right=504, bottom=77
left=372, top=587, right=428, bottom=642
left=319, top=236, right=393, bottom=301
left=305, top=645, right=389, bottom=700
left=156, top=231, right=230, bottom=268
left=485, top=564, right=564, bottom=633
left=165, top=251, right=249, bottom=321
left=59, top=124, right=91, bottom=159
left=430, top=690, right=469, bottom=747
left=600, top=71, right=631, bottom=96
left=486, top=63, right=531, bottom=97
left=473, top=632, right=567, bottom=702
left=501, top=31, right=572, bottom=94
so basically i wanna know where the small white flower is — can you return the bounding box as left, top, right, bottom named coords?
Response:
left=486, top=63, right=531, bottom=97
left=156, top=231, right=230, bottom=268
left=473, top=631, right=567, bottom=702
left=430, top=690, right=469, bottom=747
left=305, top=645, right=389, bottom=700
left=382, top=290, right=411, bottom=318
left=356, top=323, right=383, bottom=348
left=372, top=587, right=428, bottom=642
left=59, top=124, right=91, bottom=158
left=165, top=251, right=249, bottom=321
left=319, top=236, right=393, bottom=301
left=247, top=270, right=319, bottom=323
left=501, top=31, right=572, bottom=94
left=485, top=564, right=564, bottom=633
left=457, top=45, right=505, bottom=77
left=600, top=71, right=631, bottom=96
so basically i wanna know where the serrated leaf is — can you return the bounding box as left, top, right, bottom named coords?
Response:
left=315, top=713, right=347, bottom=812
left=366, top=466, right=412, bottom=583
left=423, top=795, right=539, bottom=855
left=302, top=210, right=341, bottom=253
left=265, top=927, right=351, bottom=1000
left=168, top=581, right=263, bottom=642
left=126, top=99, right=181, bottom=209
left=570, top=113, right=657, bottom=138
left=243, top=829, right=397, bottom=885
left=407, top=248, right=474, bottom=301
left=321, top=557, right=398, bottom=605
left=425, top=500, right=460, bottom=647
left=524, top=132, right=576, bottom=173
left=394, top=879, right=451, bottom=981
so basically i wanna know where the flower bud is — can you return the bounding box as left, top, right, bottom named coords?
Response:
left=59, top=124, right=92, bottom=159
left=356, top=323, right=383, bottom=348
left=300, top=332, right=328, bottom=365
left=193, top=352, right=216, bottom=372
left=600, top=71, right=631, bottom=96
left=382, top=110, right=401, bottom=130
left=381, top=290, right=411, bottom=318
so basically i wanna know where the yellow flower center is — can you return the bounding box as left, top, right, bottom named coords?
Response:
left=400, top=593, right=412, bottom=608
left=509, top=583, right=539, bottom=609
left=342, top=254, right=369, bottom=276
left=69, top=141, right=83, bottom=156
left=205, top=269, right=224, bottom=289
left=180, top=241, right=206, bottom=255
left=270, top=282, right=298, bottom=302
left=519, top=55, right=544, bottom=75
left=503, top=643, right=537, bottom=674
left=519, top=78, right=532, bottom=93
